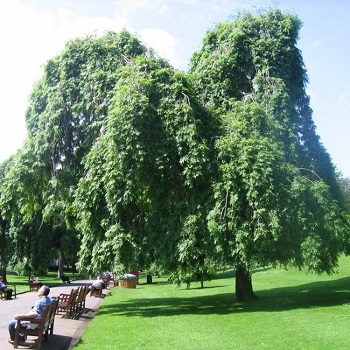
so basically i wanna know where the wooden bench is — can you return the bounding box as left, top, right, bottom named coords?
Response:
left=90, top=284, right=103, bottom=297
left=0, top=284, right=17, bottom=300
left=56, top=288, right=78, bottom=318
left=14, top=298, right=59, bottom=350
left=74, top=285, right=89, bottom=314
left=28, top=281, right=40, bottom=292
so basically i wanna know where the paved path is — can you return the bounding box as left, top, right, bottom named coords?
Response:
left=0, top=280, right=108, bottom=349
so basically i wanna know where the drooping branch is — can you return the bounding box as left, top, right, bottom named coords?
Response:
left=298, top=167, right=322, bottom=182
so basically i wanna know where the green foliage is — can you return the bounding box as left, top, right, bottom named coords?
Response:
left=0, top=158, right=14, bottom=271
left=75, top=56, right=214, bottom=277
left=0, top=146, right=54, bottom=273
left=189, top=8, right=341, bottom=196
left=1, top=31, right=150, bottom=274
left=338, top=176, right=350, bottom=212
left=2, top=271, right=77, bottom=295
left=190, top=8, right=349, bottom=281
left=1, top=9, right=349, bottom=299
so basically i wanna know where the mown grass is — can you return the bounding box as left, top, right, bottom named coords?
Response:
left=76, top=255, right=350, bottom=350
left=4, top=271, right=77, bottom=294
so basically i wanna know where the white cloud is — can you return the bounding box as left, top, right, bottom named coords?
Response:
left=139, top=28, right=179, bottom=67
left=0, top=0, right=183, bottom=162
left=0, top=1, right=128, bottom=162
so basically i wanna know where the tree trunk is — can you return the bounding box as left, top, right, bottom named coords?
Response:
left=0, top=267, right=7, bottom=282
left=58, top=255, right=64, bottom=278
left=235, top=266, right=256, bottom=301
left=146, top=274, right=153, bottom=284
left=0, top=219, right=8, bottom=281
left=200, top=272, right=204, bottom=288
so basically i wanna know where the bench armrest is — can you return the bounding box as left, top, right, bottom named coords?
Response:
left=16, top=316, right=42, bottom=323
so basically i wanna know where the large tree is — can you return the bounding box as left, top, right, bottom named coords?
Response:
left=0, top=144, right=54, bottom=276
left=0, top=158, right=14, bottom=280
left=1, top=9, right=348, bottom=301
left=75, top=55, right=217, bottom=281
left=190, top=9, right=349, bottom=299
left=1, top=31, right=149, bottom=276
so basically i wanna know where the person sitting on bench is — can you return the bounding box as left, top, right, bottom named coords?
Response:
left=61, top=274, right=70, bottom=284
left=8, top=285, right=52, bottom=345
left=91, top=276, right=106, bottom=289
left=0, top=276, right=13, bottom=300
left=28, top=275, right=43, bottom=288
left=90, top=276, right=105, bottom=296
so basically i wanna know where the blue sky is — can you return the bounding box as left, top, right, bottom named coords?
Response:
left=1, top=0, right=349, bottom=177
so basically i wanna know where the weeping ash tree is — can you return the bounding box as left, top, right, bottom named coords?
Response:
left=0, top=159, right=15, bottom=280
left=75, top=55, right=217, bottom=282
left=189, top=9, right=350, bottom=299
left=1, top=9, right=349, bottom=301
left=75, top=9, right=349, bottom=300
left=0, top=31, right=149, bottom=276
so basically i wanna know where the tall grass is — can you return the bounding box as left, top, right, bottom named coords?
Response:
left=76, top=256, right=350, bottom=350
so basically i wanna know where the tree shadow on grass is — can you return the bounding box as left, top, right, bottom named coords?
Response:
left=99, top=276, right=350, bottom=318
left=189, top=285, right=229, bottom=290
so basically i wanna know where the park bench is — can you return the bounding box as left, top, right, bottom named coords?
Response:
left=14, top=298, right=59, bottom=350
left=74, top=285, right=89, bottom=314
left=56, top=288, right=78, bottom=318
left=0, top=284, right=17, bottom=300
left=28, top=281, right=40, bottom=292
left=90, top=284, right=103, bottom=297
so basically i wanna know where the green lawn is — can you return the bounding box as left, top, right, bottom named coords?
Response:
left=4, top=271, right=78, bottom=295
left=75, top=256, right=350, bottom=350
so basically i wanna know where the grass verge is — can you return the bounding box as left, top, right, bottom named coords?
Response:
left=75, top=255, right=350, bottom=350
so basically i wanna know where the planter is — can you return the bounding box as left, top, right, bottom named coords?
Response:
left=118, top=274, right=137, bottom=289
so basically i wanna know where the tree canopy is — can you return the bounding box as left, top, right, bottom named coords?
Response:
left=189, top=9, right=349, bottom=297
left=0, top=30, right=149, bottom=275
left=0, top=9, right=349, bottom=300
left=75, top=56, right=216, bottom=281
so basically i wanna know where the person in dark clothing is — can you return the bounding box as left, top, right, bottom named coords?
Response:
left=61, top=274, right=70, bottom=284
left=0, top=276, right=13, bottom=300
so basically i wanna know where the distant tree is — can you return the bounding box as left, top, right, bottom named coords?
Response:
left=0, top=158, right=13, bottom=280
left=338, top=177, right=350, bottom=212
left=0, top=145, right=53, bottom=276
